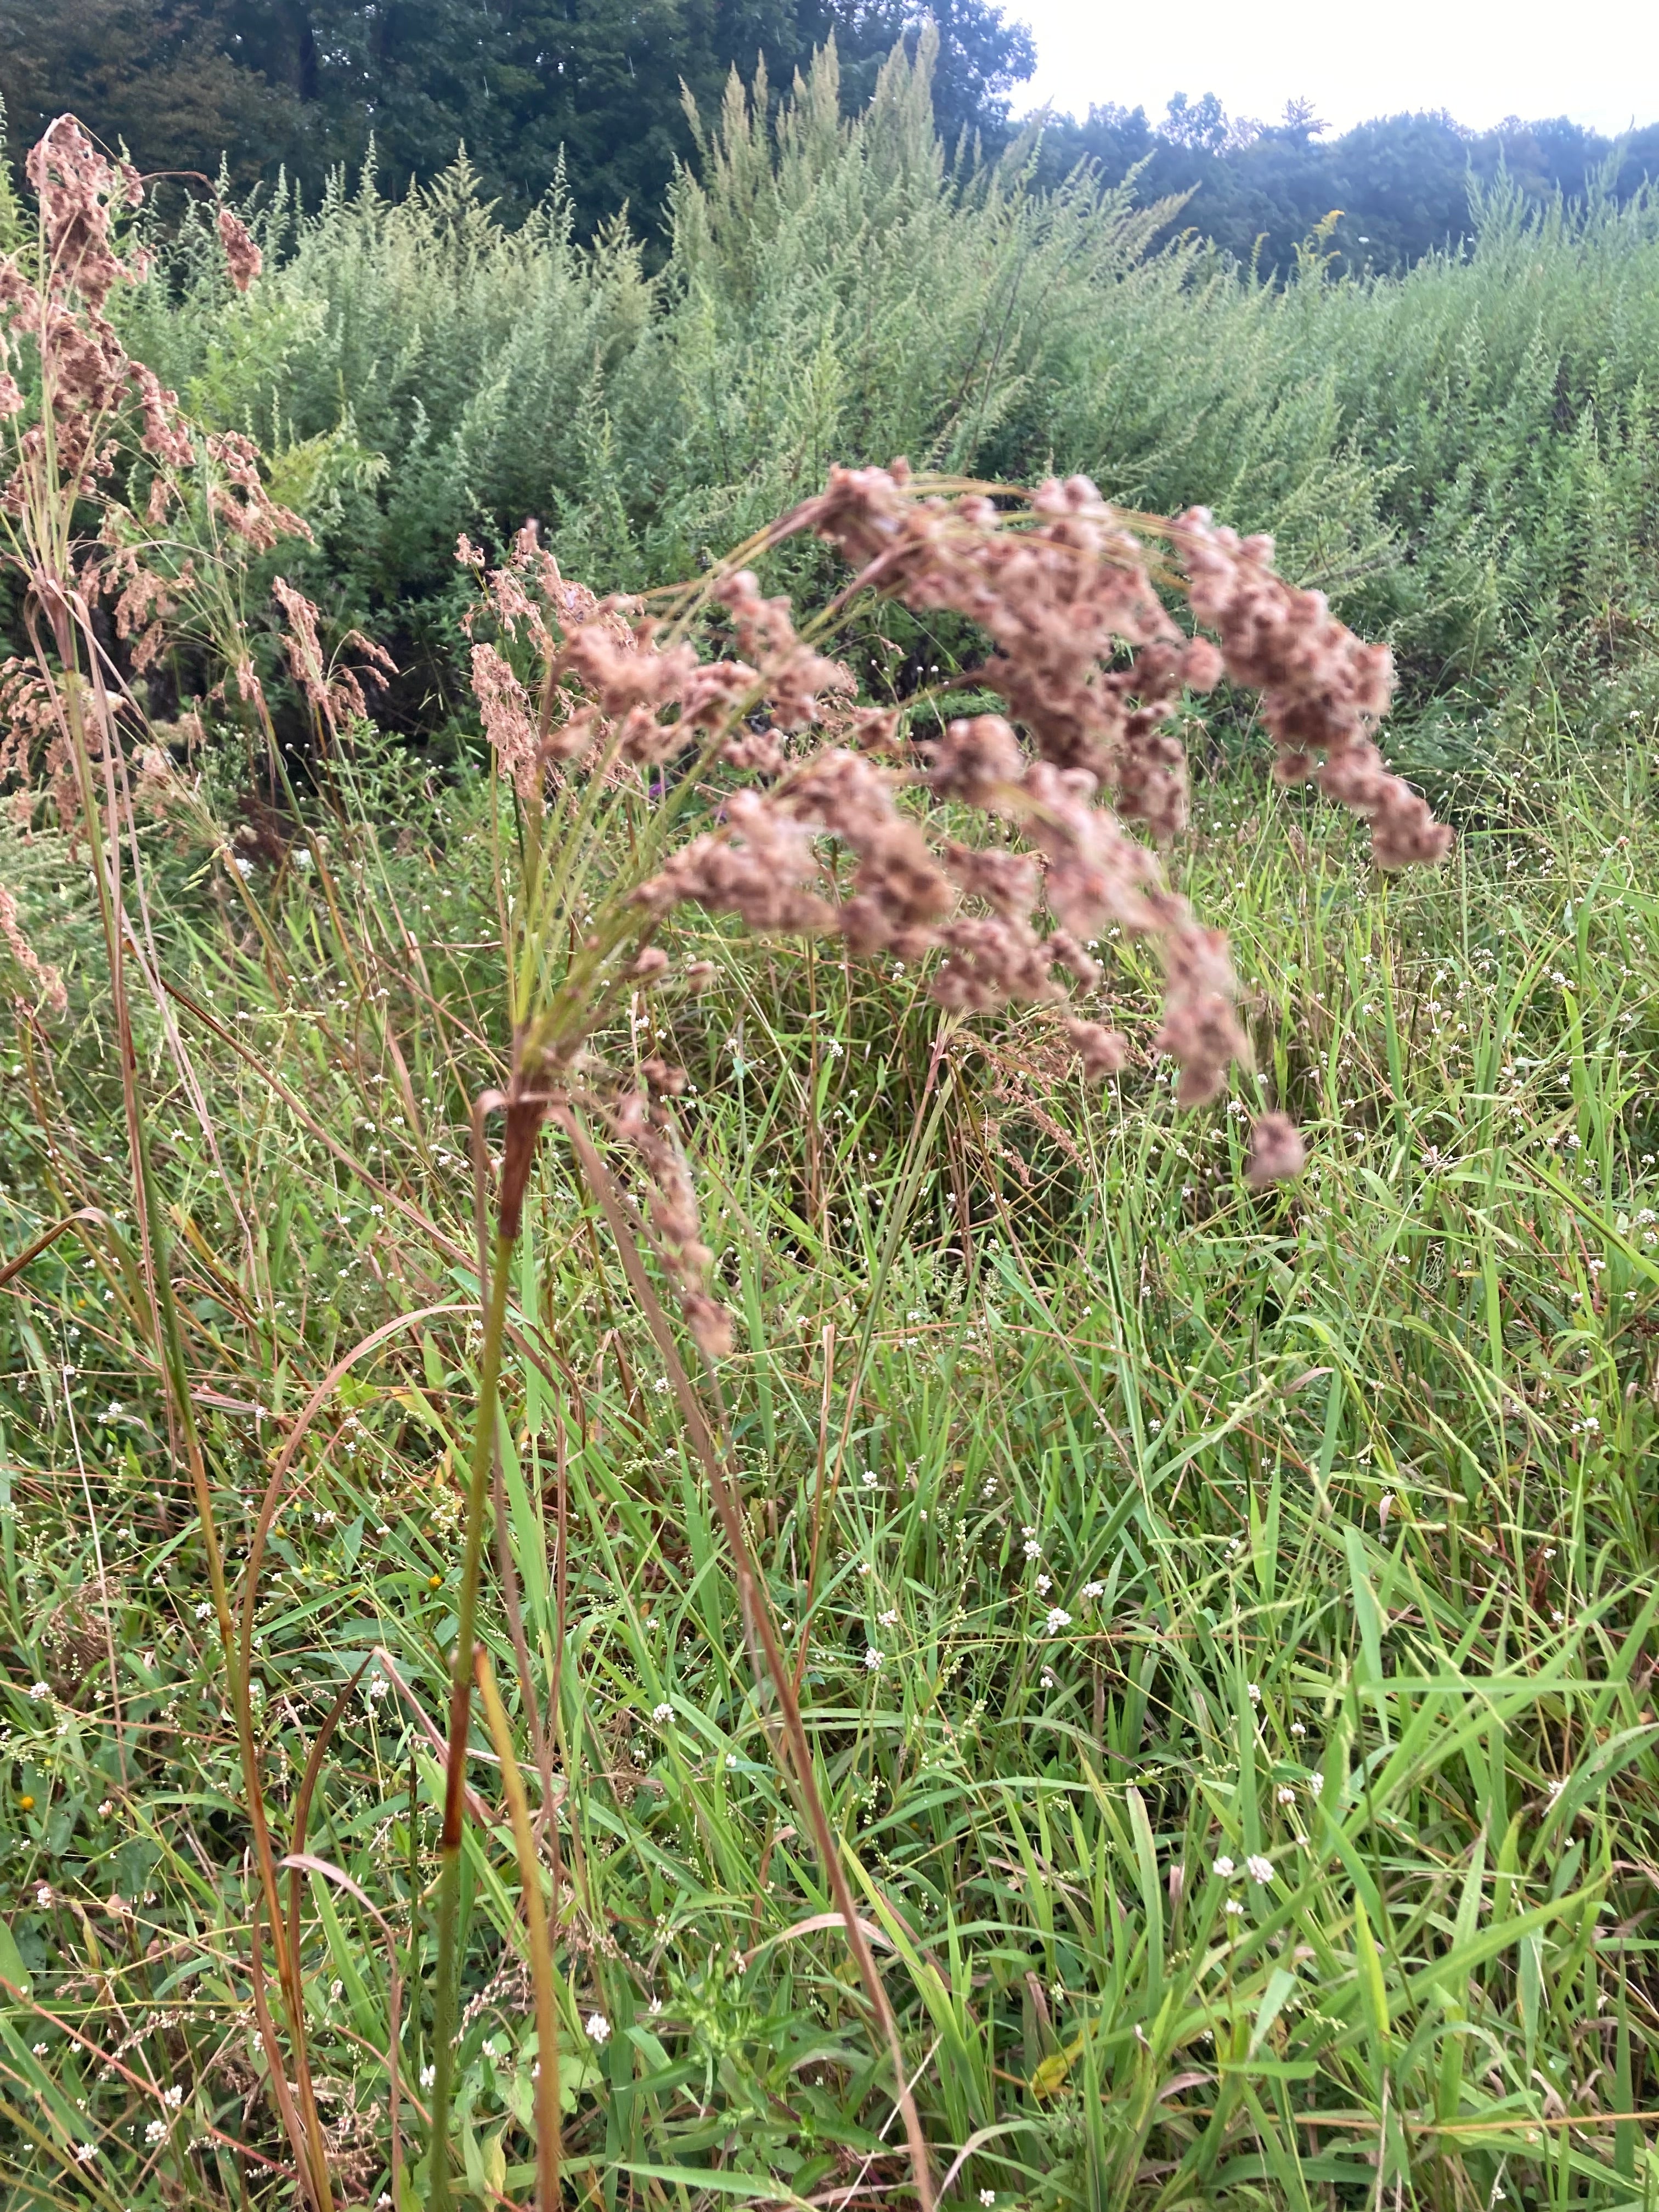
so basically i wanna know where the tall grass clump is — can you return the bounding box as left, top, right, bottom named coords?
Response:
left=0, top=95, right=1657, bottom=2212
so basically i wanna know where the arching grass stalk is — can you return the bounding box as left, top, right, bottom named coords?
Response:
left=420, top=459, right=1452, bottom=2203
left=427, top=1223, right=516, bottom=2212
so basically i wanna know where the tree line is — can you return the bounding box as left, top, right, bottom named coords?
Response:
left=1036, top=97, right=1659, bottom=272
left=1, top=0, right=1655, bottom=265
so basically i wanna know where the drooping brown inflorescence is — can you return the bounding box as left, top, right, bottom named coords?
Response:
left=216, top=208, right=263, bottom=295
left=465, top=462, right=1451, bottom=1356
left=0, top=881, right=67, bottom=1018
left=0, top=117, right=303, bottom=541
left=272, top=576, right=396, bottom=736
left=1177, top=511, right=1453, bottom=871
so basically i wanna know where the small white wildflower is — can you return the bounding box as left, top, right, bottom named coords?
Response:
left=1277, top=1787, right=1295, bottom=1805
left=233, top=855, right=254, bottom=879
left=1224, top=1899, right=1245, bottom=1918
left=877, top=1608, right=899, bottom=1627
left=35, top=1884, right=51, bottom=1908
left=1214, top=1855, right=1235, bottom=1878
left=1035, top=1573, right=1052, bottom=1594
left=30, top=2042, right=46, bottom=2057
left=145, top=2118, right=166, bottom=2143
left=1308, top=1773, right=1324, bottom=1797
left=27, top=1681, right=49, bottom=1702
left=163, top=2084, right=183, bottom=2108
left=861, top=1469, right=878, bottom=1487
left=1044, top=1607, right=1072, bottom=1635
left=1023, top=1539, right=1041, bottom=1559
left=1290, top=1722, right=1306, bottom=1737
left=652, top=1702, right=674, bottom=1724
left=1247, top=1854, right=1273, bottom=1883
left=1246, top=1683, right=1261, bottom=1704
left=1081, top=1581, right=1104, bottom=1599
left=419, top=2065, right=435, bottom=2089
left=864, top=1647, right=883, bottom=1671
left=585, top=2011, right=611, bottom=2045
left=75, top=2142, right=96, bottom=2164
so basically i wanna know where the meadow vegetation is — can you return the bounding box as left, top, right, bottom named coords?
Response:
left=0, top=47, right=1656, bottom=2212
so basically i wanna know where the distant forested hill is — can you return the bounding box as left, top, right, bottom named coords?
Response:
left=1, top=0, right=1654, bottom=262
left=0, top=0, right=1033, bottom=233
left=1034, top=95, right=1659, bottom=273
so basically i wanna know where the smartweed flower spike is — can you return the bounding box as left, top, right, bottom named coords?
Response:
left=463, top=464, right=1449, bottom=1348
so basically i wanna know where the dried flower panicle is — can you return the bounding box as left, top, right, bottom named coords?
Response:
left=1246, top=1111, right=1307, bottom=1189
left=639, top=790, right=836, bottom=936
left=1177, top=512, right=1453, bottom=870
left=0, top=881, right=67, bottom=1018
left=0, top=119, right=286, bottom=527
left=208, top=434, right=309, bottom=555
left=103, top=540, right=196, bottom=673
left=216, top=208, right=262, bottom=294
left=470, top=642, right=540, bottom=798
left=467, top=464, right=1448, bottom=1341
left=608, top=1079, right=733, bottom=1358
left=0, top=658, right=78, bottom=833
left=712, top=568, right=851, bottom=732
left=273, top=577, right=395, bottom=735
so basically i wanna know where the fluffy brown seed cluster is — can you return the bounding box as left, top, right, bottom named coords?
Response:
left=216, top=208, right=263, bottom=295
left=273, top=577, right=396, bottom=736
left=0, top=119, right=295, bottom=533
left=1177, top=511, right=1453, bottom=870
left=0, top=881, right=66, bottom=1018
left=465, top=463, right=1451, bottom=1355
left=609, top=1070, right=734, bottom=1359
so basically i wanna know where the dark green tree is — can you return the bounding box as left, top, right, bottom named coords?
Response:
left=0, top=0, right=1036, bottom=229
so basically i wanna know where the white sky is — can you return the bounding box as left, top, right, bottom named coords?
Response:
left=1012, top=0, right=1659, bottom=137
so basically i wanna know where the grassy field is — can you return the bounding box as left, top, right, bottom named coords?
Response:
left=3, top=52, right=1659, bottom=2212
left=1, top=699, right=1657, bottom=2208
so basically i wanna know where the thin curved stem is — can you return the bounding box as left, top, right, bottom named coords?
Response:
left=427, top=1224, right=516, bottom=2212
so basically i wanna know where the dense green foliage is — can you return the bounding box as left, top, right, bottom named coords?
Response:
left=114, top=40, right=1659, bottom=776
left=0, top=0, right=1033, bottom=231
left=3, top=0, right=1655, bottom=269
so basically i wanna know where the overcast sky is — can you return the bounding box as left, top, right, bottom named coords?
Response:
left=1012, top=0, right=1659, bottom=138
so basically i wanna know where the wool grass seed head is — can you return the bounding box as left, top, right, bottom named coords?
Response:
left=461, top=461, right=1450, bottom=1353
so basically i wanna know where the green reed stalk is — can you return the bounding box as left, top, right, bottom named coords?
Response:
left=428, top=1224, right=517, bottom=2210
left=474, top=1646, right=562, bottom=2209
